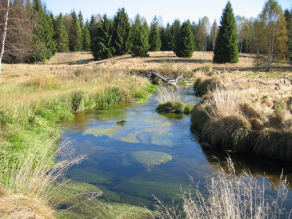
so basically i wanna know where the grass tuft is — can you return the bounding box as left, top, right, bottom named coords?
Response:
left=154, top=157, right=292, bottom=219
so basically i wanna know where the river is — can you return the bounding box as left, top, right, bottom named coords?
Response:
left=60, top=87, right=292, bottom=211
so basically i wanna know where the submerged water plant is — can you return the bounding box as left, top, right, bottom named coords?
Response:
left=122, top=151, right=172, bottom=171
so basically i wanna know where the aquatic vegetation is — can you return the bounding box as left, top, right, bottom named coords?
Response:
left=152, top=131, right=174, bottom=146
left=83, top=115, right=175, bottom=146
left=66, top=169, right=112, bottom=184
left=84, top=125, right=122, bottom=137
left=51, top=180, right=153, bottom=219
left=123, top=151, right=172, bottom=171
left=119, top=133, right=140, bottom=143
left=115, top=178, right=187, bottom=200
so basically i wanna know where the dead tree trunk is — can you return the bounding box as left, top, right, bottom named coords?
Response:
left=0, top=0, right=10, bottom=74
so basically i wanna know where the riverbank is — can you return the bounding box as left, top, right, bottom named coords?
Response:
left=0, top=64, right=157, bottom=218
left=191, top=68, right=292, bottom=161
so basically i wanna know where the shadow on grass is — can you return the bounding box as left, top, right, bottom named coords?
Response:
left=145, top=58, right=212, bottom=64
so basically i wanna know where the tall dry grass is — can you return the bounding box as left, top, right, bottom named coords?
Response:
left=156, top=87, right=182, bottom=104
left=153, top=157, right=292, bottom=219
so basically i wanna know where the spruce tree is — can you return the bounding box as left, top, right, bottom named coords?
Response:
left=165, top=23, right=175, bottom=51
left=149, top=16, right=161, bottom=51
left=213, top=1, right=239, bottom=63
left=91, top=14, right=114, bottom=60
left=171, top=19, right=181, bottom=47
left=54, top=13, right=69, bottom=52
left=78, top=10, right=84, bottom=29
left=112, top=8, right=131, bottom=56
left=159, top=26, right=167, bottom=51
left=83, top=20, right=91, bottom=51
left=131, top=15, right=149, bottom=57
left=174, top=20, right=194, bottom=58
left=70, top=10, right=83, bottom=51
left=31, top=0, right=57, bottom=61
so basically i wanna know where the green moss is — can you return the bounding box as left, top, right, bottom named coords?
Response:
left=84, top=125, right=121, bottom=137
left=184, top=105, right=193, bottom=114
left=53, top=180, right=152, bottom=219
left=156, top=101, right=185, bottom=114
left=66, top=168, right=112, bottom=184
left=114, top=179, right=187, bottom=200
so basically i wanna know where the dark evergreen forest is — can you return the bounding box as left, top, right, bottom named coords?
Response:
left=0, top=0, right=291, bottom=63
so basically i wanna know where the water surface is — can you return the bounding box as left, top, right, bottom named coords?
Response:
left=61, top=88, right=292, bottom=209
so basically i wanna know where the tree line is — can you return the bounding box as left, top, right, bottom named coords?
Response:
left=0, top=0, right=291, bottom=68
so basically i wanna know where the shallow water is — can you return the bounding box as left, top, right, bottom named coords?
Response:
left=61, top=87, right=292, bottom=210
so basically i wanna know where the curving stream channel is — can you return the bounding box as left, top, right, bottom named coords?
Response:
left=60, top=87, right=292, bottom=211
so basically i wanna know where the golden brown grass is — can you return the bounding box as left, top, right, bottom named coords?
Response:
left=191, top=72, right=292, bottom=160
left=42, top=51, right=291, bottom=73
left=0, top=194, right=54, bottom=219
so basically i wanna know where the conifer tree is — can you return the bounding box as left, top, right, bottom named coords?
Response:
left=54, top=13, right=69, bottom=52
left=31, top=0, right=56, bottom=61
left=91, top=14, right=114, bottom=60
left=159, top=26, right=167, bottom=51
left=112, top=8, right=131, bottom=56
left=191, top=22, right=199, bottom=51
left=213, top=1, right=239, bottom=63
left=165, top=23, right=175, bottom=51
left=131, top=14, right=149, bottom=57
left=70, top=10, right=83, bottom=51
left=82, top=20, right=91, bottom=51
left=171, top=19, right=181, bottom=49
left=149, top=16, right=161, bottom=51
left=174, top=20, right=194, bottom=58
left=78, top=10, right=84, bottom=29
left=89, top=15, right=97, bottom=40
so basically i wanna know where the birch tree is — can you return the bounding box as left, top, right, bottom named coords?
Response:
left=259, top=0, right=283, bottom=71
left=0, top=0, right=10, bottom=74
left=210, top=20, right=218, bottom=51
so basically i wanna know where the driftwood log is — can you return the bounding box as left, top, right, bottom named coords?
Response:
left=147, top=70, right=183, bottom=86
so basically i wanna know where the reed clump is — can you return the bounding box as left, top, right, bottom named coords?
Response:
left=193, top=76, right=224, bottom=96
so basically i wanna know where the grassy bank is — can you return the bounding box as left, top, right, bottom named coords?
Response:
left=191, top=69, right=292, bottom=161
left=0, top=64, right=157, bottom=218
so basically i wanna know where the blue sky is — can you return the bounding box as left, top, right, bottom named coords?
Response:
left=46, top=0, right=292, bottom=25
